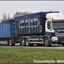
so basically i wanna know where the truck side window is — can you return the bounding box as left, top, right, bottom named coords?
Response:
left=47, top=21, right=51, bottom=29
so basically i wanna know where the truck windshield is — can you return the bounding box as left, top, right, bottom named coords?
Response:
left=52, top=20, right=64, bottom=29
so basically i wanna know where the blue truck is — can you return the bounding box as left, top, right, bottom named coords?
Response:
left=1, top=11, right=64, bottom=46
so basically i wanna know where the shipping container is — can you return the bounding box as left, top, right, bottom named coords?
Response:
left=15, top=12, right=59, bottom=36
left=2, top=19, right=15, bottom=23
left=15, top=12, right=45, bottom=35
left=0, top=23, right=16, bottom=39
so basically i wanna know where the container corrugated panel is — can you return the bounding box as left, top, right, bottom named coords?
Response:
left=15, top=12, right=59, bottom=35
left=0, top=23, right=16, bottom=38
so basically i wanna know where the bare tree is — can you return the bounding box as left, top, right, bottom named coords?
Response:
left=2, top=13, right=7, bottom=20
left=8, top=14, right=10, bottom=19
left=13, top=12, right=32, bottom=18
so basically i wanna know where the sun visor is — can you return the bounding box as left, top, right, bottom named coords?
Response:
left=46, top=13, right=64, bottom=21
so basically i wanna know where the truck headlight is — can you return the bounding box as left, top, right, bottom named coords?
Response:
left=51, top=36, right=58, bottom=41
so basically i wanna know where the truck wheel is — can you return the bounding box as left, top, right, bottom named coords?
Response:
left=26, top=38, right=29, bottom=46
left=44, top=38, right=51, bottom=47
left=21, top=39, right=26, bottom=46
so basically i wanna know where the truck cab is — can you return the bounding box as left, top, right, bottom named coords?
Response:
left=46, top=13, right=64, bottom=46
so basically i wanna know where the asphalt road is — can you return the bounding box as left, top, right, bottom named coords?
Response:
left=0, top=41, right=64, bottom=49
left=0, top=43, right=64, bottom=49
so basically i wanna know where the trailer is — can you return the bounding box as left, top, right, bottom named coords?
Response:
left=14, top=11, right=61, bottom=46
left=0, top=22, right=17, bottom=46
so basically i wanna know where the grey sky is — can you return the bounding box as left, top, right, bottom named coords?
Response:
left=0, top=1, right=64, bottom=19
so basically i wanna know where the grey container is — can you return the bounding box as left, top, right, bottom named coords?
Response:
left=0, top=23, right=16, bottom=38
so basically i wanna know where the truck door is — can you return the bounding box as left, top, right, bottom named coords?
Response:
left=45, top=20, right=54, bottom=33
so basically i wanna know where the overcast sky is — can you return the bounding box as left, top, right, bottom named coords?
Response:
left=0, top=1, right=64, bottom=20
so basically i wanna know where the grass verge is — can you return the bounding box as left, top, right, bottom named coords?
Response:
left=0, top=48, right=63, bottom=64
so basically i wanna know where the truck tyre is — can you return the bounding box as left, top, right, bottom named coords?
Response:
left=43, top=38, right=45, bottom=46
left=20, top=39, right=26, bottom=46
left=26, top=38, right=29, bottom=46
left=44, top=38, right=51, bottom=47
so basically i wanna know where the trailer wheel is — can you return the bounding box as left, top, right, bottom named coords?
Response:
left=44, top=38, right=51, bottom=47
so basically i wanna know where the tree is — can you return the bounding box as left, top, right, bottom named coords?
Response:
left=2, top=13, right=7, bottom=20
left=13, top=12, right=31, bottom=18
left=8, top=14, right=10, bottom=19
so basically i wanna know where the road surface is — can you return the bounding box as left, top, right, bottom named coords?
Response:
left=0, top=43, right=63, bottom=49
left=0, top=41, right=64, bottom=49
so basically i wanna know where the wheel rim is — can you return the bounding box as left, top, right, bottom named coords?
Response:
left=26, top=39, right=29, bottom=46
left=26, top=42, right=29, bottom=46
left=22, top=39, right=25, bottom=46
left=45, top=38, right=48, bottom=46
